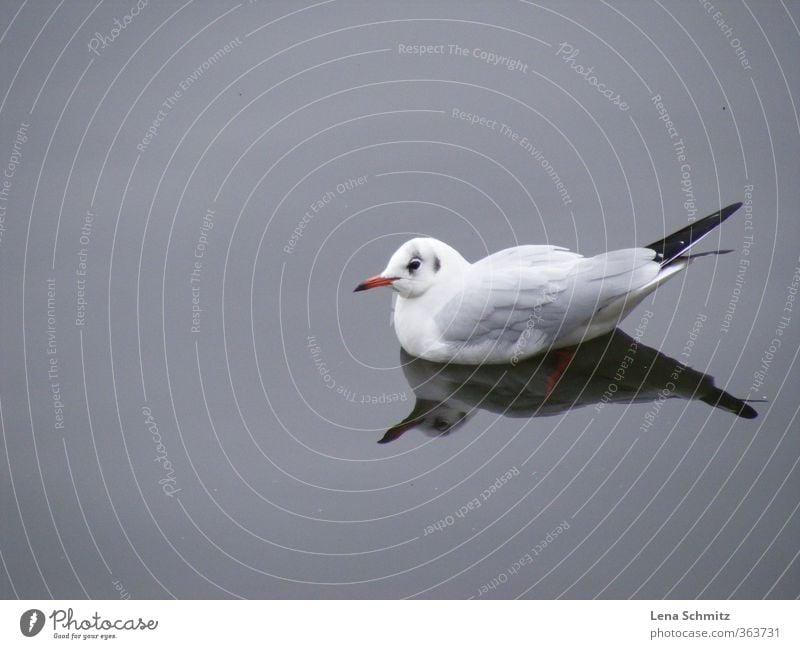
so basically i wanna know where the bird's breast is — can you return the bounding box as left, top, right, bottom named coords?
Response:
left=393, top=296, right=445, bottom=360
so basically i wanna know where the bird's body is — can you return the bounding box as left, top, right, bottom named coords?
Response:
left=355, top=203, right=741, bottom=364
left=391, top=244, right=678, bottom=363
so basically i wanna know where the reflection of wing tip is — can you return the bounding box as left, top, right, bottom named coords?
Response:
left=701, top=389, right=758, bottom=419
left=738, top=403, right=759, bottom=419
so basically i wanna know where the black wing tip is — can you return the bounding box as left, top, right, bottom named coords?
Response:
left=646, top=201, right=743, bottom=265
left=719, top=202, right=743, bottom=218
left=693, top=202, right=743, bottom=229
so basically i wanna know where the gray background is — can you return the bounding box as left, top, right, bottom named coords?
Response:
left=0, top=0, right=798, bottom=599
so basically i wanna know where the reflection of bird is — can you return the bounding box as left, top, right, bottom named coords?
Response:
left=379, top=328, right=757, bottom=443
left=355, top=204, right=741, bottom=363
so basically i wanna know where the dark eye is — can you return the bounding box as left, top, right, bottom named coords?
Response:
left=407, top=258, right=422, bottom=272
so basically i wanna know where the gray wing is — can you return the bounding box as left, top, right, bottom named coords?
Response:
left=433, top=246, right=659, bottom=356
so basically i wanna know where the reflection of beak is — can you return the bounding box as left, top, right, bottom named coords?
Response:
left=378, top=399, right=470, bottom=443
left=354, top=275, right=397, bottom=292
left=378, top=399, right=436, bottom=443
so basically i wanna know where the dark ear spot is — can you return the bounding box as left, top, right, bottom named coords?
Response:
left=434, top=255, right=441, bottom=272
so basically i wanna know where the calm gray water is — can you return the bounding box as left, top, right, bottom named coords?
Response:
left=1, top=0, right=798, bottom=599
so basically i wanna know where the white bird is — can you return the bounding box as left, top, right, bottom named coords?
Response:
left=355, top=203, right=741, bottom=364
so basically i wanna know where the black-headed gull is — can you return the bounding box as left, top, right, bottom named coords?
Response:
left=355, top=203, right=742, bottom=364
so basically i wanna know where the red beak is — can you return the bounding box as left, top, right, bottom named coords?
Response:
left=354, top=275, right=397, bottom=292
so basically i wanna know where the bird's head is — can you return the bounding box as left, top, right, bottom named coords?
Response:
left=354, top=237, right=468, bottom=299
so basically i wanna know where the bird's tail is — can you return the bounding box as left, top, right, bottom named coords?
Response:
left=646, top=202, right=742, bottom=266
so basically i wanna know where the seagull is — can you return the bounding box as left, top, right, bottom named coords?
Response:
left=355, top=203, right=742, bottom=364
